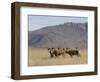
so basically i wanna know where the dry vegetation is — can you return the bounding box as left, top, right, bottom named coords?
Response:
left=28, top=48, right=88, bottom=66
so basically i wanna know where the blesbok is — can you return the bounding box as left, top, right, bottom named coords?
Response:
left=48, top=48, right=65, bottom=58
left=65, top=48, right=80, bottom=57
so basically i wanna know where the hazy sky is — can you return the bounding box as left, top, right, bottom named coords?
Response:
left=28, top=15, right=88, bottom=31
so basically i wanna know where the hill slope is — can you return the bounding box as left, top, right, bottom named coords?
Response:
left=28, top=22, right=87, bottom=48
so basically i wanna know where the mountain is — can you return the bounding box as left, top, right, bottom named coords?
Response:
left=28, top=22, right=88, bottom=48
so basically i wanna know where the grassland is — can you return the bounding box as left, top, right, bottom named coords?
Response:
left=28, top=48, right=88, bottom=66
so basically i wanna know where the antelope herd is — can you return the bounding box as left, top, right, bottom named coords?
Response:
left=48, top=48, right=80, bottom=58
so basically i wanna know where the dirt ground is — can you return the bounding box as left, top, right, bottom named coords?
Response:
left=28, top=48, right=88, bottom=66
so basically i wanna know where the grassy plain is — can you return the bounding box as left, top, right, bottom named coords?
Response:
left=28, top=48, right=88, bottom=66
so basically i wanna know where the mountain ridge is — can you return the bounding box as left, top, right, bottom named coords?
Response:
left=28, top=22, right=88, bottom=48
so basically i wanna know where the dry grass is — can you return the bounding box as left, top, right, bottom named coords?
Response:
left=28, top=48, right=88, bottom=66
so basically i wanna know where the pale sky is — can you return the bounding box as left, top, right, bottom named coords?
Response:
left=28, top=15, right=88, bottom=31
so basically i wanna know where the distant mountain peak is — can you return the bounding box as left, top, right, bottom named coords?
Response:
left=28, top=22, right=87, bottom=48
